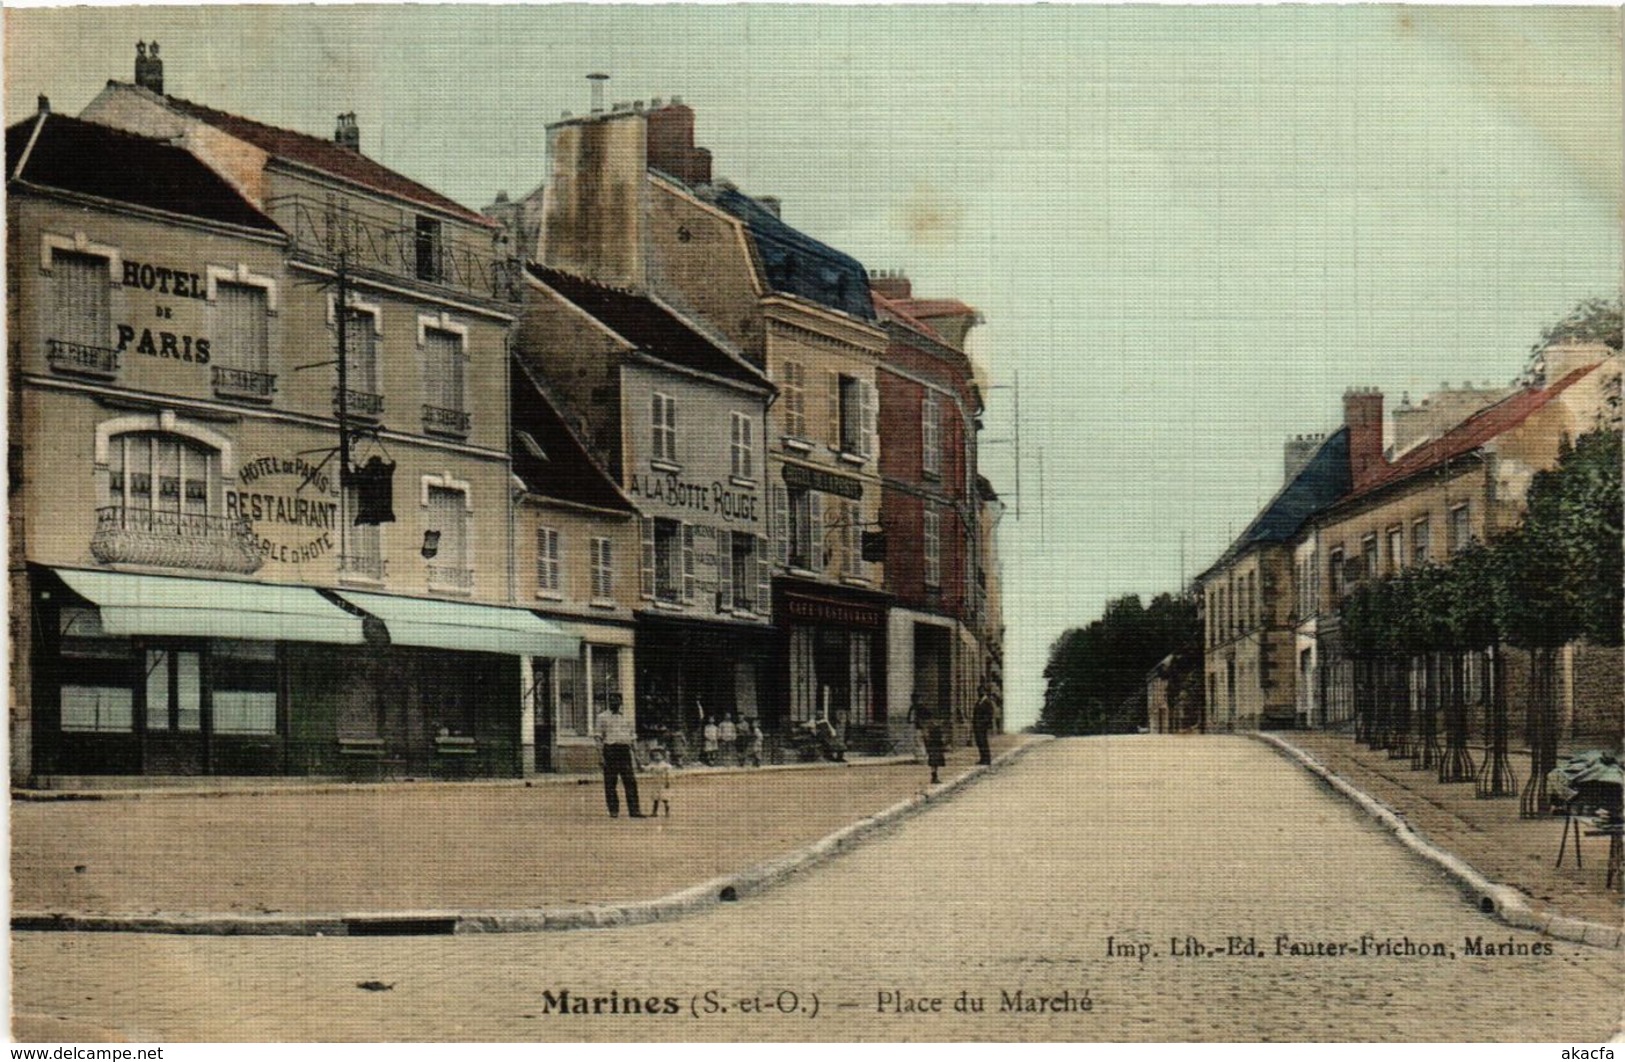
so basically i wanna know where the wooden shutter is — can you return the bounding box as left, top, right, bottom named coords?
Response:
left=826, top=370, right=841, bottom=449
left=54, top=251, right=111, bottom=348
left=639, top=517, right=655, bottom=599
left=717, top=530, right=733, bottom=612
left=682, top=522, right=696, bottom=603
left=218, top=283, right=268, bottom=373
left=773, top=485, right=790, bottom=566
left=860, top=379, right=876, bottom=459
left=756, top=534, right=771, bottom=615
left=808, top=493, right=823, bottom=569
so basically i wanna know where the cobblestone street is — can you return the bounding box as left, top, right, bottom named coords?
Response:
left=13, top=737, right=1623, bottom=1041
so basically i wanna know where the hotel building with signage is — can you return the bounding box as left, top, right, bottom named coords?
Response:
left=7, top=53, right=575, bottom=784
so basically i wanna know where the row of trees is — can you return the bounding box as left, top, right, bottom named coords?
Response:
left=1340, top=427, right=1622, bottom=813
left=1038, top=592, right=1201, bottom=735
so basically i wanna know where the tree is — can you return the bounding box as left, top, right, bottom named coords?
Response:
left=1039, top=592, right=1200, bottom=736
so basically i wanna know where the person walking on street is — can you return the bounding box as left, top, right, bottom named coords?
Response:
left=972, top=681, right=995, bottom=766
left=906, top=691, right=928, bottom=764
left=702, top=715, right=720, bottom=766
left=595, top=697, right=644, bottom=818
left=718, top=714, right=738, bottom=767
left=914, top=695, right=946, bottom=784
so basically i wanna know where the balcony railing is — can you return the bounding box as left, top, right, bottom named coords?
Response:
left=46, top=339, right=119, bottom=379
left=212, top=365, right=277, bottom=402
left=339, top=554, right=387, bottom=582
left=422, top=404, right=472, bottom=438
left=333, top=387, right=385, bottom=420
left=265, top=194, right=522, bottom=305
left=91, top=506, right=263, bottom=575
left=427, top=564, right=474, bottom=593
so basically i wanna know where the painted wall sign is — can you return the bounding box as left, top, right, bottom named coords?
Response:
left=625, top=470, right=760, bottom=524
left=121, top=259, right=207, bottom=299
left=782, top=462, right=863, bottom=500
left=114, top=324, right=210, bottom=363
left=226, top=454, right=339, bottom=565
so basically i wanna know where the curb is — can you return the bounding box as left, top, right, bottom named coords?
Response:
left=1252, top=732, right=1624, bottom=952
left=13, top=736, right=1053, bottom=937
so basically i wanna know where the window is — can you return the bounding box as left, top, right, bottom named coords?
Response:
left=555, top=654, right=586, bottom=737
left=590, top=536, right=613, bottom=600
left=213, top=282, right=272, bottom=397
left=1386, top=527, right=1403, bottom=575
left=341, top=481, right=384, bottom=581
left=828, top=372, right=875, bottom=458
left=422, top=327, right=467, bottom=435
left=721, top=531, right=757, bottom=611
left=58, top=608, right=133, bottom=733
left=730, top=412, right=754, bottom=480
left=646, top=518, right=692, bottom=603
left=590, top=645, right=621, bottom=720
left=776, top=485, right=820, bottom=570
left=1453, top=507, right=1474, bottom=551
left=838, top=500, right=867, bottom=579
left=212, top=640, right=277, bottom=735
left=921, top=392, right=941, bottom=477
left=537, top=527, right=561, bottom=595
left=1362, top=534, right=1379, bottom=581
left=107, top=432, right=217, bottom=522
left=1329, top=547, right=1345, bottom=599
left=651, top=392, right=678, bottom=465
left=415, top=215, right=443, bottom=282
left=52, top=250, right=112, bottom=350
left=426, top=485, right=470, bottom=591
left=145, top=648, right=202, bottom=733
left=341, top=306, right=381, bottom=415
left=1412, top=517, right=1431, bottom=565
left=781, top=360, right=807, bottom=439
left=923, top=505, right=942, bottom=587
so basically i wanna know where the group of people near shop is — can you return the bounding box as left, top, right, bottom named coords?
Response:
left=592, top=682, right=998, bottom=818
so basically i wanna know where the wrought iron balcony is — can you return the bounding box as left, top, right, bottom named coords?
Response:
left=427, top=564, right=474, bottom=593
left=90, top=506, right=263, bottom=575
left=421, top=404, right=472, bottom=438
left=339, top=554, right=387, bottom=582
left=46, top=339, right=120, bottom=379
left=332, top=387, right=385, bottom=420
left=212, top=365, right=277, bottom=402
left=265, top=194, right=522, bottom=304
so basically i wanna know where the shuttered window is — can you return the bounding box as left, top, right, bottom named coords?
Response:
left=52, top=251, right=111, bottom=348
left=216, top=282, right=269, bottom=373
left=537, top=527, right=561, bottom=593
left=782, top=360, right=806, bottom=438
left=427, top=486, right=468, bottom=570
left=921, top=391, right=941, bottom=477
left=730, top=412, right=754, bottom=479
left=343, top=308, right=379, bottom=394
left=924, top=506, right=942, bottom=587
left=591, top=537, right=614, bottom=600
left=424, top=328, right=464, bottom=413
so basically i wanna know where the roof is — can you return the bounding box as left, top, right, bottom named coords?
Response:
left=893, top=297, right=980, bottom=323
left=527, top=265, right=770, bottom=390
left=157, top=93, right=492, bottom=227
left=706, top=186, right=876, bottom=321
left=510, top=360, right=636, bottom=514
left=873, top=293, right=944, bottom=341
left=1204, top=428, right=1351, bottom=577
left=1347, top=362, right=1601, bottom=501
left=7, top=112, right=279, bottom=232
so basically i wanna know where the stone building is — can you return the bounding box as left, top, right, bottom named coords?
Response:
left=1306, top=354, right=1618, bottom=739
left=8, top=52, right=573, bottom=784
left=870, top=274, right=992, bottom=748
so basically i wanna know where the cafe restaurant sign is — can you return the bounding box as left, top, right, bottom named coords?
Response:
left=225, top=455, right=340, bottom=566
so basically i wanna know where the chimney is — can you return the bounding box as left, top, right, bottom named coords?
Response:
left=1343, top=387, right=1386, bottom=490
left=587, top=72, right=609, bottom=114
left=756, top=195, right=782, bottom=218
left=1283, top=433, right=1322, bottom=485
left=334, top=112, right=360, bottom=153
left=645, top=100, right=712, bottom=184
left=37, top=95, right=49, bottom=114
left=134, top=40, right=164, bottom=95
left=868, top=268, right=912, bottom=300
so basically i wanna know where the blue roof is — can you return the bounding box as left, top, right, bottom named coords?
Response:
left=1211, top=428, right=1351, bottom=571
left=708, top=187, right=875, bottom=321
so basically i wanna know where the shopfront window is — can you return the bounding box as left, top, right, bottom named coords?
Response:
left=590, top=645, right=621, bottom=722
left=212, top=640, right=277, bottom=735
left=58, top=608, right=133, bottom=733
left=556, top=655, right=586, bottom=736
left=145, top=647, right=202, bottom=733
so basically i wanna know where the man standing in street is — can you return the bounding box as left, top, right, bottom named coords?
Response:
left=595, top=695, right=645, bottom=818
left=972, top=680, right=995, bottom=766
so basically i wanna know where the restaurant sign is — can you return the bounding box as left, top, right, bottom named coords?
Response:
left=225, top=454, right=340, bottom=566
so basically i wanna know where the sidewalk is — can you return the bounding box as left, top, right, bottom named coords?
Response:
left=1284, top=731, right=1622, bottom=928
left=12, top=734, right=1033, bottom=920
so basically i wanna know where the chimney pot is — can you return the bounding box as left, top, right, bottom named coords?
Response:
left=37, top=95, right=49, bottom=114
left=587, top=72, right=610, bottom=114
left=134, top=39, right=164, bottom=95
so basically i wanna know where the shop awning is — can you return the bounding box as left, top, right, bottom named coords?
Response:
left=332, top=590, right=579, bottom=659
left=55, top=568, right=367, bottom=644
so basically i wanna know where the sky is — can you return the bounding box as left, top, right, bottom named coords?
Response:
left=5, top=5, right=1620, bottom=730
